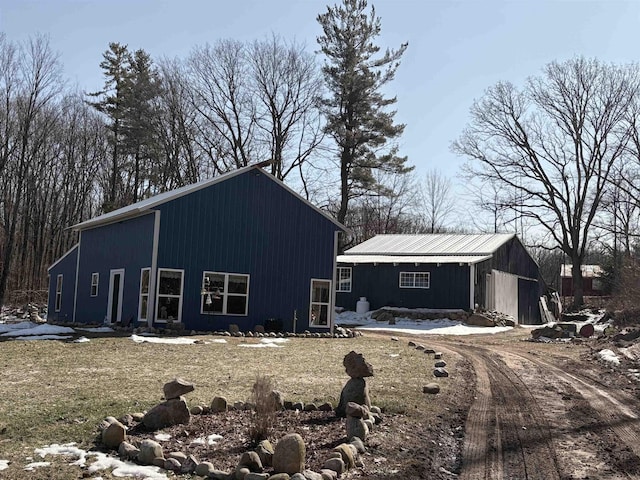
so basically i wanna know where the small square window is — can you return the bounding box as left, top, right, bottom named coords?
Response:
left=91, top=273, right=99, bottom=297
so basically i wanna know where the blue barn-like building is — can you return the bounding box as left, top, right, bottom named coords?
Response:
left=336, top=233, right=542, bottom=324
left=47, top=165, right=346, bottom=332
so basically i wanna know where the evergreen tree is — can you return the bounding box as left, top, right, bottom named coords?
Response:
left=317, top=0, right=411, bottom=226
left=87, top=42, right=132, bottom=211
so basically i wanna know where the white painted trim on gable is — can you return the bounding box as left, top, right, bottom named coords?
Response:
left=47, top=243, right=78, bottom=272
left=72, top=233, right=82, bottom=323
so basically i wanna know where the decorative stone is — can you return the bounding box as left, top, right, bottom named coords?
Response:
left=345, top=402, right=368, bottom=418
left=320, top=468, right=338, bottom=480
left=195, top=462, right=216, bottom=477
left=164, top=457, right=182, bottom=471
left=322, top=457, right=345, bottom=475
left=303, top=403, right=317, bottom=412
left=318, top=402, right=333, bottom=412
left=131, top=412, right=145, bottom=422
left=138, top=439, right=164, bottom=465
left=180, top=454, right=198, bottom=473
left=369, top=405, right=381, bottom=414
left=290, top=474, right=306, bottom=480
left=102, top=417, right=126, bottom=449
left=333, top=443, right=356, bottom=469
left=163, top=377, right=194, bottom=400
left=415, top=344, right=425, bottom=351
left=245, top=473, right=270, bottom=480
left=239, top=451, right=263, bottom=472
left=118, top=441, right=139, bottom=460
left=435, top=360, right=447, bottom=368
left=434, top=367, right=449, bottom=377
left=391, top=336, right=399, bottom=341
left=229, top=324, right=240, bottom=334
left=422, top=383, right=440, bottom=395
left=302, top=470, right=324, bottom=480
left=168, top=452, right=187, bottom=462
left=349, top=436, right=366, bottom=454
left=408, top=340, right=417, bottom=347
left=255, top=439, right=274, bottom=467
left=424, top=348, right=435, bottom=354
left=343, top=351, right=374, bottom=378
left=292, top=401, right=304, bottom=411
left=346, top=416, right=369, bottom=441
left=335, top=378, right=371, bottom=417
left=270, top=390, right=285, bottom=411
left=273, top=433, right=306, bottom=475
left=268, top=474, right=291, bottom=480
left=190, top=405, right=204, bottom=415
left=211, top=396, right=228, bottom=413
left=434, top=352, right=443, bottom=359
left=234, top=465, right=251, bottom=479
left=143, top=397, right=190, bottom=429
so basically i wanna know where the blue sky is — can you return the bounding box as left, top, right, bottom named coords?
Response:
left=1, top=0, right=639, bottom=182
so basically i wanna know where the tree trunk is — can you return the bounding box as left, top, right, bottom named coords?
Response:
left=571, top=257, right=584, bottom=309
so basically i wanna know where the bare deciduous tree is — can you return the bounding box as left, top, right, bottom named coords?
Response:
left=418, top=169, right=456, bottom=233
left=453, top=58, right=640, bottom=307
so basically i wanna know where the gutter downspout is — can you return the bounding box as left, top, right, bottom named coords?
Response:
left=330, top=230, right=339, bottom=336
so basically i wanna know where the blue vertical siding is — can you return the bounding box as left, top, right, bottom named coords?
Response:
left=156, top=169, right=340, bottom=332
left=47, top=244, right=78, bottom=323
left=75, top=213, right=155, bottom=324
left=336, top=263, right=470, bottom=311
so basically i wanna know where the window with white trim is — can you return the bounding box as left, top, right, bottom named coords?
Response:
left=337, top=267, right=352, bottom=292
left=399, top=271, right=430, bottom=289
left=55, top=274, right=63, bottom=311
left=139, top=268, right=150, bottom=321
left=201, top=272, right=249, bottom=316
left=310, top=279, right=331, bottom=327
left=90, top=273, right=99, bottom=297
left=156, top=269, right=183, bottom=322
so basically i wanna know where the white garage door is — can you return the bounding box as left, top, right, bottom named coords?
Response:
left=486, top=269, right=519, bottom=322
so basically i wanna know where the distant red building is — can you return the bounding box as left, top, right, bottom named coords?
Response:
left=560, top=264, right=605, bottom=297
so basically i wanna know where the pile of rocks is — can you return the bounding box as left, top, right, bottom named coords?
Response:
left=0, top=303, right=46, bottom=323
left=99, top=373, right=373, bottom=479
left=371, top=308, right=469, bottom=323
left=466, top=310, right=515, bottom=327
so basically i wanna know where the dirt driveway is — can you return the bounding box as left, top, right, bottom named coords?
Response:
left=423, top=331, right=640, bottom=480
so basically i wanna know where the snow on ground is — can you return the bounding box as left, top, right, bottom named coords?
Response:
left=0, top=320, right=36, bottom=334
left=24, top=461, right=51, bottom=470
left=598, top=349, right=621, bottom=366
left=154, top=433, right=171, bottom=441
left=0, top=460, right=9, bottom=470
left=76, top=326, right=115, bottom=333
left=337, top=310, right=513, bottom=335
left=1, top=323, right=75, bottom=337
left=34, top=443, right=168, bottom=479
left=239, top=338, right=289, bottom=348
left=130, top=334, right=202, bottom=345
left=73, top=336, right=91, bottom=343
left=190, top=433, right=222, bottom=446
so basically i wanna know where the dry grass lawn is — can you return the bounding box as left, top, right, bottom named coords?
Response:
left=0, top=332, right=458, bottom=479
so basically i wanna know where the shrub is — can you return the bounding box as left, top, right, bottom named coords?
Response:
left=249, top=375, right=276, bottom=443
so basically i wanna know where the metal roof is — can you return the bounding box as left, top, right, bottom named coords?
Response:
left=337, top=254, right=492, bottom=265
left=343, top=233, right=516, bottom=256
left=71, top=165, right=346, bottom=232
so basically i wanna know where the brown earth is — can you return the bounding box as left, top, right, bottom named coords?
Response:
left=123, top=327, right=640, bottom=479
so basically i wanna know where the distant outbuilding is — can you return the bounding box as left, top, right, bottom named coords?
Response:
left=336, top=233, right=541, bottom=324
left=47, top=165, right=346, bottom=333
left=560, top=264, right=606, bottom=298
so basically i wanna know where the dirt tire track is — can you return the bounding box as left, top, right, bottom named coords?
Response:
left=448, top=344, right=562, bottom=480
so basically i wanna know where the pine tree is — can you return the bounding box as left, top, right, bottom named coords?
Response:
left=317, top=0, right=411, bottom=226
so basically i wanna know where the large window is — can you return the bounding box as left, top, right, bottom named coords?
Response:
left=337, top=267, right=352, bottom=292
left=90, top=273, right=99, bottom=297
left=139, top=268, right=150, bottom=321
left=201, top=272, right=249, bottom=316
left=156, top=269, right=183, bottom=322
left=399, top=271, right=430, bottom=289
left=310, top=279, right=331, bottom=328
left=55, top=274, right=63, bottom=312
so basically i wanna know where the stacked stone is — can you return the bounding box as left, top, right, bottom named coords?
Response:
left=142, top=377, right=194, bottom=430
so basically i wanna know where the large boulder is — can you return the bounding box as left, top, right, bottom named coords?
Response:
left=143, top=397, right=190, bottom=429
left=101, top=417, right=127, bottom=449
left=343, top=351, right=374, bottom=378
left=138, top=439, right=164, bottom=465
left=163, top=377, right=194, bottom=400
left=272, top=433, right=305, bottom=475
left=335, top=378, right=371, bottom=417
left=346, top=416, right=369, bottom=441
left=210, top=396, right=228, bottom=413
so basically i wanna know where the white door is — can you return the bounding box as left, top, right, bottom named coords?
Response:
left=107, top=269, right=125, bottom=324
left=489, top=269, right=519, bottom=323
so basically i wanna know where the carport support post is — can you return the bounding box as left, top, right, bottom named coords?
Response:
left=469, top=263, right=475, bottom=310
left=330, top=231, right=339, bottom=337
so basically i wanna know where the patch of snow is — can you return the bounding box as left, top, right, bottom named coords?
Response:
left=0, top=321, right=37, bottom=334
left=260, top=338, right=288, bottom=344
left=35, top=443, right=168, bottom=479
left=190, top=437, right=206, bottom=445
left=154, top=433, right=171, bottom=441
left=1, top=324, right=75, bottom=337
left=239, top=342, right=283, bottom=348
left=210, top=338, right=228, bottom=343
left=24, top=461, right=51, bottom=470
left=73, top=336, right=90, bottom=343
left=12, top=334, right=74, bottom=341
left=76, top=326, right=115, bottom=333
left=598, top=349, right=621, bottom=366
left=207, top=434, right=223, bottom=444
left=0, top=460, right=9, bottom=470
left=337, top=310, right=512, bottom=335
left=130, top=334, right=199, bottom=345
left=389, top=354, right=400, bottom=357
